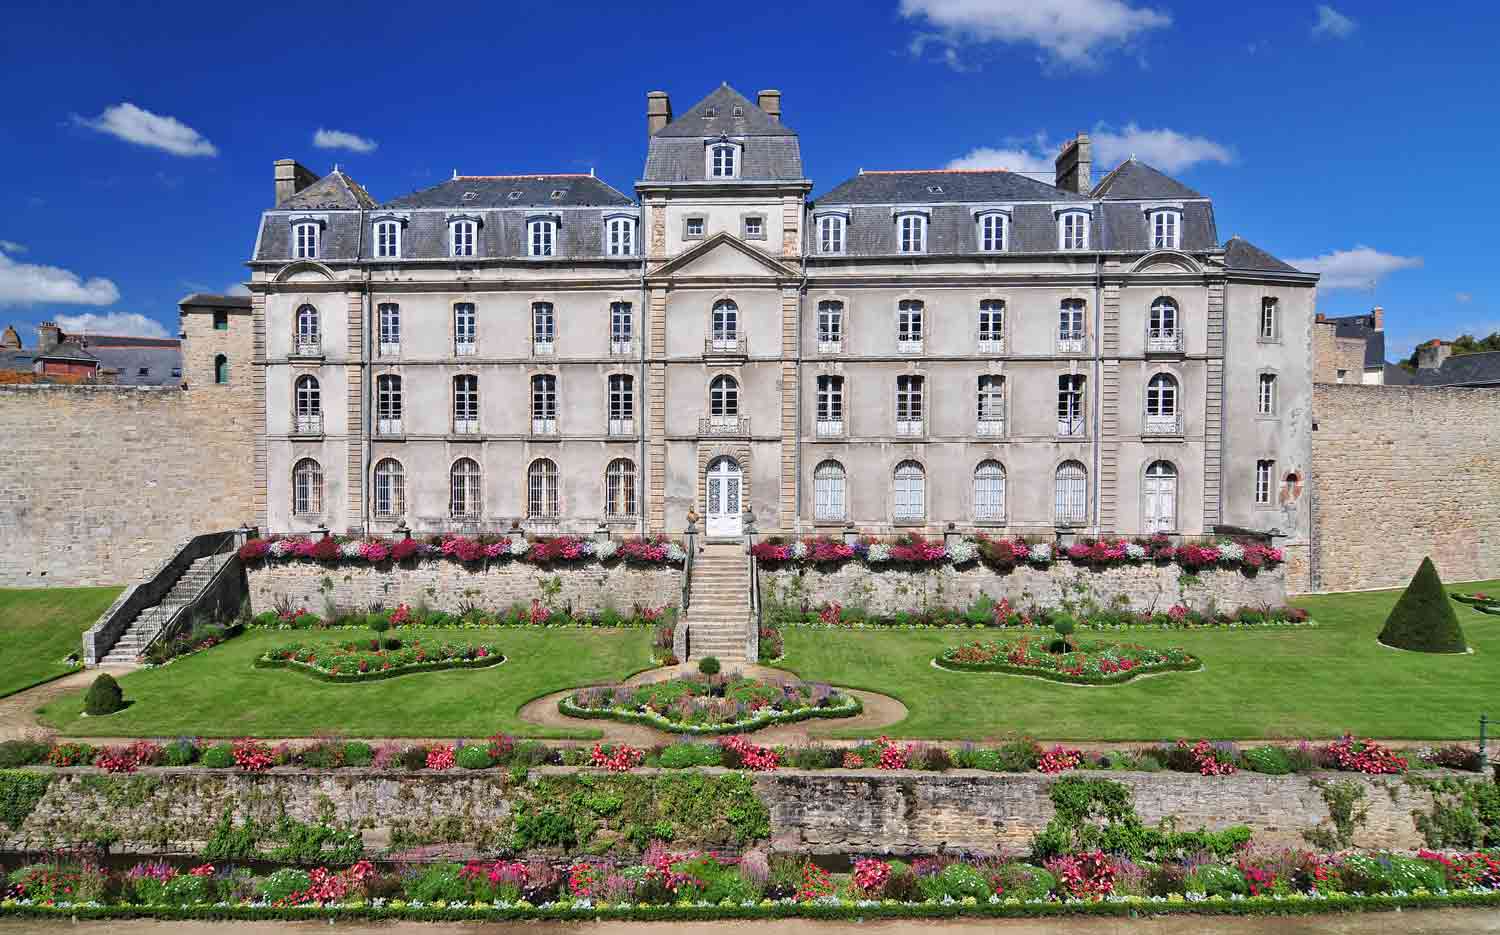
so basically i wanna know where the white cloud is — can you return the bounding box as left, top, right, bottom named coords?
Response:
left=1312, top=4, right=1356, bottom=38
left=947, top=123, right=1233, bottom=175
left=0, top=251, right=120, bottom=306
left=53, top=311, right=169, bottom=339
left=900, top=0, right=1172, bottom=68
left=313, top=128, right=378, bottom=153
left=223, top=281, right=250, bottom=296
left=72, top=102, right=217, bottom=157
left=0, top=240, right=26, bottom=254
left=1456, top=292, right=1473, bottom=304
left=1285, top=246, right=1423, bottom=290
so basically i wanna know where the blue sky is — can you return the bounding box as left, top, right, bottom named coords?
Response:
left=1, top=0, right=1493, bottom=360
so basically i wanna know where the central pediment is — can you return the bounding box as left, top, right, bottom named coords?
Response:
left=649, top=232, right=800, bottom=281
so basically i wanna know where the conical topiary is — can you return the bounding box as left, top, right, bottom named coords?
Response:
left=1378, top=557, right=1467, bottom=653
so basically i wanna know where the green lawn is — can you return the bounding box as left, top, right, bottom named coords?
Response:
left=0, top=587, right=121, bottom=698
left=775, top=580, right=1500, bottom=741
left=37, top=627, right=652, bottom=738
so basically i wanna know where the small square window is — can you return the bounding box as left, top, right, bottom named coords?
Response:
left=461, top=191, right=478, bottom=201
left=685, top=217, right=705, bottom=239
left=508, top=190, right=522, bottom=200
left=732, top=105, right=744, bottom=117
left=137, top=367, right=150, bottom=377
left=171, top=367, right=181, bottom=379
left=550, top=190, right=565, bottom=200
left=743, top=216, right=763, bottom=239
left=213, top=311, right=228, bottom=330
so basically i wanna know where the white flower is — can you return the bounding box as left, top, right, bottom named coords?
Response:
left=1028, top=543, right=1053, bottom=564
left=1125, top=543, right=1147, bottom=560
left=1217, top=541, right=1245, bottom=563
left=791, top=541, right=808, bottom=560
left=269, top=539, right=292, bottom=558
left=595, top=540, right=618, bottom=560
left=578, top=539, right=596, bottom=556
left=867, top=543, right=891, bottom=563
left=947, top=539, right=978, bottom=564
left=340, top=541, right=363, bottom=558
left=508, top=537, right=530, bottom=556
left=666, top=543, right=686, bottom=562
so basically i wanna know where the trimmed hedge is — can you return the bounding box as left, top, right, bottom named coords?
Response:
left=83, top=674, right=124, bottom=716
left=558, top=694, right=861, bottom=735
left=1379, top=557, right=1467, bottom=654
left=253, top=653, right=505, bottom=683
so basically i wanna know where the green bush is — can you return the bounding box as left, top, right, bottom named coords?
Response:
left=1378, top=557, right=1467, bottom=653
left=993, top=863, right=1055, bottom=901
left=922, top=863, right=991, bottom=901
left=656, top=743, right=722, bottom=769
left=162, top=738, right=197, bottom=767
left=201, top=743, right=235, bottom=769
left=456, top=745, right=493, bottom=770
left=342, top=742, right=373, bottom=767
left=255, top=869, right=312, bottom=904
left=1187, top=863, right=1248, bottom=897
left=83, top=674, right=124, bottom=716
left=698, top=656, right=721, bottom=675
left=0, top=740, right=51, bottom=768
left=1241, top=746, right=1295, bottom=775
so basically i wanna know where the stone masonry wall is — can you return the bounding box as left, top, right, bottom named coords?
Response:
left=1307, top=384, right=1500, bottom=592
left=247, top=560, right=682, bottom=615
left=1312, top=321, right=1370, bottom=385
left=761, top=561, right=1285, bottom=615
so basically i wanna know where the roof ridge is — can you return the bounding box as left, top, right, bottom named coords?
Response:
left=861, top=168, right=1013, bottom=175
left=455, top=174, right=596, bottom=180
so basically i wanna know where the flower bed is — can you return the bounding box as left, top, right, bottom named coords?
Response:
left=253, top=638, right=504, bottom=682
left=560, top=674, right=860, bottom=735
left=250, top=602, right=673, bottom=632
left=240, top=533, right=685, bottom=568
left=935, top=637, right=1200, bottom=684
left=783, top=596, right=1310, bottom=632
left=1452, top=592, right=1500, bottom=616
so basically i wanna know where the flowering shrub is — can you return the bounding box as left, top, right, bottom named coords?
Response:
left=875, top=735, right=910, bottom=770
left=232, top=739, right=274, bottom=772
left=259, top=638, right=502, bottom=680
left=852, top=858, right=892, bottom=897
left=95, top=741, right=163, bottom=774
left=842, top=751, right=864, bottom=769
left=425, top=745, right=456, bottom=770
left=590, top=743, right=645, bottom=772
left=241, top=533, right=684, bottom=568
left=1046, top=851, right=1115, bottom=899
left=719, top=735, right=780, bottom=771
left=1420, top=850, right=1500, bottom=889
left=937, top=637, right=1198, bottom=684
left=817, top=602, right=844, bottom=626
left=45, top=742, right=95, bottom=767
left=1181, top=739, right=1238, bottom=776
left=1324, top=734, right=1407, bottom=774
left=796, top=863, right=836, bottom=901
left=1038, top=746, right=1083, bottom=774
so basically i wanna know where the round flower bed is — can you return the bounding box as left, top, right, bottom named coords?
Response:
left=560, top=674, right=860, bottom=734
left=255, top=638, right=504, bottom=682
left=1452, top=592, right=1500, bottom=616
left=934, top=637, right=1199, bottom=684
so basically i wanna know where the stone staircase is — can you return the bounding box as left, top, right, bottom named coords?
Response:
left=98, top=554, right=232, bottom=666
left=681, top=544, right=751, bottom=664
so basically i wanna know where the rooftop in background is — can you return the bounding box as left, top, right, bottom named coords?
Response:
left=1224, top=237, right=1301, bottom=273
left=814, top=167, right=1081, bottom=205
left=1092, top=158, right=1205, bottom=200
left=383, top=174, right=634, bottom=209
left=180, top=293, right=252, bottom=310
left=1410, top=343, right=1500, bottom=388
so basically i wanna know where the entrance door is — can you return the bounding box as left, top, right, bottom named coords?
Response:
left=1143, top=461, right=1177, bottom=534
left=705, top=457, right=743, bottom=538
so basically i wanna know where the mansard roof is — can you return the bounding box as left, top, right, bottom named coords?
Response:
left=813, top=168, right=1084, bottom=206
left=642, top=84, right=804, bottom=183
left=1092, top=159, right=1204, bottom=200
left=1224, top=236, right=1300, bottom=273
left=382, top=175, right=633, bottom=209
left=653, top=84, right=796, bottom=138
left=276, top=170, right=376, bottom=210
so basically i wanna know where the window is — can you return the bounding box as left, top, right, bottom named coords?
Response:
left=528, top=218, right=557, bottom=257
left=454, top=303, right=477, bottom=354
left=977, top=375, right=1005, bottom=435
left=295, top=304, right=320, bottom=355
left=898, top=214, right=927, bottom=254
left=531, top=374, right=557, bottom=434
left=896, top=374, right=924, bottom=435
left=607, top=217, right=635, bottom=256
left=292, top=458, right=323, bottom=515
left=1059, top=211, right=1089, bottom=250
left=214, top=354, right=229, bottom=384
left=532, top=302, right=555, bottom=354
left=818, top=215, right=845, bottom=254
left=743, top=216, right=764, bottom=239
left=710, top=299, right=739, bottom=350
left=1150, top=210, right=1181, bottom=250
left=1055, top=461, right=1088, bottom=525
left=816, top=374, right=844, bottom=436
left=449, top=458, right=482, bottom=520
left=450, top=219, right=476, bottom=257
left=817, top=300, right=843, bottom=351
left=378, top=303, right=400, bottom=355
left=893, top=461, right=925, bottom=521
left=527, top=458, right=560, bottom=519
left=293, top=222, right=319, bottom=259
left=978, top=212, right=1007, bottom=252
left=1148, top=297, right=1181, bottom=352
left=1145, top=373, right=1180, bottom=434
left=373, top=458, right=405, bottom=518
left=1058, top=299, right=1086, bottom=352
left=1057, top=374, right=1085, bottom=436
left=610, top=301, right=633, bottom=354
left=974, top=461, right=1006, bottom=522
left=1260, top=298, right=1278, bottom=341
left=375, top=220, right=402, bottom=258
left=1255, top=459, right=1275, bottom=505
left=1258, top=373, right=1277, bottom=415
left=709, top=374, right=739, bottom=425
left=171, top=367, right=181, bottom=379
left=1336, top=369, right=1348, bottom=383
left=1144, top=461, right=1177, bottom=533
left=453, top=374, right=479, bottom=434
left=978, top=300, right=1005, bottom=352
left=213, top=311, right=228, bottom=331
left=294, top=375, right=321, bottom=434
left=376, top=374, right=403, bottom=435
left=138, top=367, right=150, bottom=377
left=814, top=460, right=847, bottom=521
left=609, top=374, right=634, bottom=435
left=605, top=458, right=637, bottom=518
left=710, top=143, right=737, bottom=178
left=897, top=299, right=924, bottom=352
left=685, top=217, right=705, bottom=238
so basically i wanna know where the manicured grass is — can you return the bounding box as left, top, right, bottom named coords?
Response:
left=37, top=627, right=652, bottom=738
left=778, top=579, right=1500, bottom=741
left=0, top=587, right=121, bottom=698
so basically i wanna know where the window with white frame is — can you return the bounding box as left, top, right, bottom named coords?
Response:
left=294, top=375, right=321, bottom=434
left=977, top=375, right=1005, bottom=435
left=977, top=212, right=1007, bottom=252
left=450, top=219, right=476, bottom=257
left=605, top=458, right=637, bottom=518
left=1145, top=373, right=1180, bottom=434
left=816, top=374, right=844, bottom=436
left=898, top=214, right=927, bottom=254
left=374, top=220, right=402, bottom=258
left=1144, top=460, right=1177, bottom=533
left=295, top=304, right=321, bottom=355
left=711, top=299, right=739, bottom=350
left=897, top=299, right=924, bottom=352
left=974, top=460, right=1006, bottom=522
left=1255, top=459, right=1275, bottom=505
left=685, top=217, right=705, bottom=238
left=378, top=303, right=400, bottom=355
left=609, top=374, right=634, bottom=435
left=454, top=303, right=477, bottom=354
left=896, top=374, right=924, bottom=435
left=527, top=458, right=559, bottom=519
left=610, top=301, right=633, bottom=354
left=892, top=460, right=925, bottom=521
left=1057, top=374, right=1085, bottom=436
left=1258, top=373, right=1277, bottom=415
left=449, top=457, right=482, bottom=520
left=818, top=215, right=845, bottom=254
left=742, top=216, right=763, bottom=239
left=1058, top=211, right=1089, bottom=250
left=532, top=302, right=555, bottom=353
left=1058, top=299, right=1086, bottom=352
left=1150, top=209, right=1181, bottom=250
left=606, top=217, right=635, bottom=256
left=373, top=458, right=405, bottom=518
left=453, top=374, right=479, bottom=434
left=292, top=458, right=323, bottom=515
left=531, top=374, right=557, bottom=434
left=293, top=222, right=319, bottom=259
left=709, top=143, right=738, bottom=178
left=376, top=374, right=403, bottom=435
left=817, top=300, right=843, bottom=351
left=1148, top=296, right=1181, bottom=351
left=978, top=300, right=1005, bottom=352
left=1055, top=460, right=1088, bottom=525
left=709, top=374, right=739, bottom=426
left=528, top=218, right=557, bottom=257
left=814, top=460, right=847, bottom=521
left=1260, top=298, right=1278, bottom=341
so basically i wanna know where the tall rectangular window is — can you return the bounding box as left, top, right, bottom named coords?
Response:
left=1260, top=298, right=1278, bottom=341
left=1258, top=373, right=1277, bottom=415
left=819, top=215, right=845, bottom=254
left=978, top=300, right=1005, bottom=352
left=979, top=213, right=1006, bottom=251
left=1058, top=299, right=1086, bottom=353
left=532, top=302, right=555, bottom=354
left=1059, top=212, right=1089, bottom=250
left=376, top=374, right=402, bottom=435
left=378, top=303, right=400, bottom=355
left=977, top=375, right=1005, bottom=435
left=450, top=220, right=475, bottom=257
left=293, top=223, right=319, bottom=259
left=375, top=220, right=401, bottom=258
left=817, top=301, right=843, bottom=351
left=454, top=303, right=477, bottom=354
left=816, top=374, right=844, bottom=436
left=1151, top=210, right=1180, bottom=250
left=898, top=215, right=926, bottom=253
left=897, top=300, right=923, bottom=352
left=1057, top=374, right=1085, bottom=436
left=213, top=311, right=228, bottom=331
left=453, top=375, right=479, bottom=434
left=610, top=302, right=633, bottom=354
left=896, top=374, right=924, bottom=435
left=607, top=218, right=635, bottom=256
left=609, top=374, right=634, bottom=435
left=529, top=219, right=556, bottom=257
left=531, top=374, right=557, bottom=434
left=1255, top=459, right=1274, bottom=504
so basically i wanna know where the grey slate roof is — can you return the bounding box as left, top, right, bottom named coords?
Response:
left=37, top=341, right=97, bottom=363
left=653, top=84, right=796, bottom=138
left=277, top=170, right=376, bottom=210
left=180, top=293, right=251, bottom=309
left=1383, top=364, right=1414, bottom=385
left=643, top=84, right=804, bottom=182
left=256, top=211, right=364, bottom=262
left=1092, top=159, right=1203, bottom=200
left=814, top=169, right=1082, bottom=206
left=0, top=348, right=34, bottom=371
left=1324, top=313, right=1386, bottom=368
left=383, top=175, right=632, bottom=209
left=1409, top=350, right=1500, bottom=387
left=86, top=338, right=182, bottom=386
left=1224, top=237, right=1300, bottom=273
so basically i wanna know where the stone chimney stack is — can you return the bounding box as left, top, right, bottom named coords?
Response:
left=646, top=91, right=672, bottom=136
left=274, top=159, right=318, bottom=206
left=1055, top=133, right=1092, bottom=194
left=37, top=322, right=61, bottom=353
left=1371, top=306, right=1384, bottom=330
left=1417, top=339, right=1451, bottom=371
left=757, top=89, right=782, bottom=123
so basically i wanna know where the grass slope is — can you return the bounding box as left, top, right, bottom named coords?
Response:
left=37, top=627, right=651, bottom=738
left=777, top=579, right=1500, bottom=741
left=0, top=587, right=121, bottom=698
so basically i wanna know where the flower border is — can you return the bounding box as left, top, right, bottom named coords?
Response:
left=558, top=693, right=862, bottom=736
left=240, top=533, right=685, bottom=568
left=253, top=648, right=506, bottom=683
left=934, top=639, right=1201, bottom=685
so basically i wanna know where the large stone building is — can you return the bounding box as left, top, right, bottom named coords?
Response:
left=247, top=84, right=1317, bottom=547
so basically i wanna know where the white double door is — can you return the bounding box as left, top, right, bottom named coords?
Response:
left=705, top=457, right=743, bottom=538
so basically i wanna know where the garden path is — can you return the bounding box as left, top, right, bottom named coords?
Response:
left=0, top=666, right=132, bottom=741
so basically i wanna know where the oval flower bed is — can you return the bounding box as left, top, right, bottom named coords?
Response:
left=254, top=638, right=504, bottom=682
left=560, top=674, right=860, bottom=734
left=1452, top=592, right=1500, bottom=616
left=935, top=637, right=1199, bottom=685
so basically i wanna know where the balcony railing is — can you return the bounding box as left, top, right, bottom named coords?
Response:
left=705, top=336, right=747, bottom=356
left=1057, top=416, right=1086, bottom=437
left=455, top=341, right=477, bottom=356
left=608, top=418, right=635, bottom=437
left=1143, top=413, right=1183, bottom=435
left=815, top=419, right=845, bottom=438
left=699, top=416, right=750, bottom=436
left=976, top=419, right=1005, bottom=437
left=294, top=414, right=322, bottom=435
left=978, top=338, right=1005, bottom=355
left=294, top=341, right=322, bottom=357
left=895, top=419, right=924, bottom=437
left=452, top=418, right=480, bottom=435
left=378, top=342, right=400, bottom=356
left=1057, top=333, right=1086, bottom=354
left=897, top=339, right=923, bottom=354
left=1147, top=329, right=1184, bottom=353
left=533, top=340, right=555, bottom=356
left=817, top=340, right=842, bottom=354
left=531, top=418, right=557, bottom=436
left=376, top=418, right=403, bottom=437
left=609, top=339, right=635, bottom=356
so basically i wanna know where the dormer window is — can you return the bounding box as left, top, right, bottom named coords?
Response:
left=606, top=216, right=636, bottom=256
left=927, top=185, right=944, bottom=195
left=732, top=105, right=744, bottom=117
left=897, top=213, right=927, bottom=254
left=550, top=190, right=565, bottom=200
left=709, top=143, right=739, bottom=178
left=1149, top=208, right=1182, bottom=249
left=507, top=190, right=522, bottom=200
left=461, top=191, right=478, bottom=202
left=292, top=221, right=320, bottom=259
left=374, top=219, right=403, bottom=259
left=528, top=218, right=557, bottom=257
left=975, top=210, right=1009, bottom=252
left=817, top=212, right=847, bottom=255
left=703, top=106, right=718, bottom=118
left=1058, top=209, right=1090, bottom=250
left=449, top=219, right=477, bottom=257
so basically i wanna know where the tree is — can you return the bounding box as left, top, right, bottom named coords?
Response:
left=1378, top=557, right=1467, bottom=654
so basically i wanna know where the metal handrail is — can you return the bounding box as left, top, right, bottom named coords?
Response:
left=139, top=531, right=238, bottom=656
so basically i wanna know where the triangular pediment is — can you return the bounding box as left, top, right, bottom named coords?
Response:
left=651, top=232, right=799, bottom=280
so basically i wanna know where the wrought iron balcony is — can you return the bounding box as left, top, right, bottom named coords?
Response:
left=704, top=336, right=747, bottom=357
left=1143, top=413, right=1183, bottom=436
left=699, top=416, right=750, bottom=436
left=1147, top=329, right=1184, bottom=353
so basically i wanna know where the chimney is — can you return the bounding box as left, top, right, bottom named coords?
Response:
left=1055, top=133, right=1092, bottom=194
left=1371, top=306, right=1384, bottom=330
left=1417, top=339, right=1451, bottom=371
left=0, top=325, right=20, bottom=350
left=757, top=89, right=782, bottom=123
left=37, top=322, right=61, bottom=353
left=646, top=91, right=672, bottom=136
left=274, top=159, right=318, bottom=206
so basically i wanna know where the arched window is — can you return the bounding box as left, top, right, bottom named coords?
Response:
left=449, top=458, right=481, bottom=520
left=893, top=460, right=925, bottom=522
left=528, top=458, right=559, bottom=519
left=453, top=374, right=479, bottom=434
left=292, top=458, right=323, bottom=516
left=974, top=461, right=1006, bottom=522
left=376, top=374, right=402, bottom=435
left=1148, top=297, right=1180, bottom=351
left=1149, top=209, right=1181, bottom=250
left=709, top=143, right=738, bottom=178
left=213, top=354, right=229, bottom=385
left=1145, top=373, right=1179, bottom=434
left=294, top=375, right=321, bottom=433
left=1055, top=461, right=1088, bottom=526
left=607, top=217, right=635, bottom=256
left=814, top=460, right=847, bottom=521
left=605, top=458, right=637, bottom=518
left=531, top=374, right=557, bottom=434
left=709, top=375, right=739, bottom=426
left=373, top=458, right=405, bottom=518
left=710, top=300, right=738, bottom=349
left=295, top=304, right=320, bottom=354
left=1143, top=461, right=1177, bottom=533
